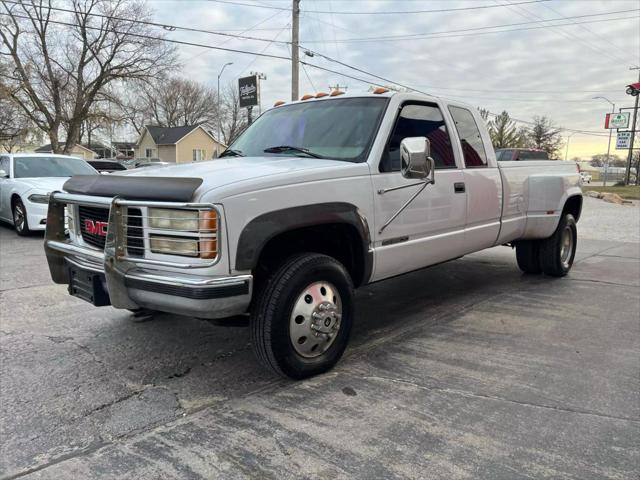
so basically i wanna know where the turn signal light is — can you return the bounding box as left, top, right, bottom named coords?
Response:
left=199, top=210, right=218, bottom=259
left=300, top=94, right=314, bottom=100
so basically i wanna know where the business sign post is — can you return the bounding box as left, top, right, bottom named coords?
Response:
left=605, top=112, right=630, bottom=129
left=238, top=75, right=258, bottom=109
left=616, top=131, right=632, bottom=149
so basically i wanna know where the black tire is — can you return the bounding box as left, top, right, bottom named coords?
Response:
left=250, top=253, right=354, bottom=379
left=12, top=198, right=31, bottom=236
left=515, top=240, right=542, bottom=274
left=539, top=214, right=577, bottom=277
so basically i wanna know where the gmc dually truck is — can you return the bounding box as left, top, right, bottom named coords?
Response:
left=45, top=91, right=582, bottom=379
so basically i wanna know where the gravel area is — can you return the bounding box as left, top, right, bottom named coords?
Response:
left=578, top=196, right=640, bottom=243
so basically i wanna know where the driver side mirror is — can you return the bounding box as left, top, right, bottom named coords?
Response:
left=400, top=137, right=435, bottom=181
left=0, top=169, right=8, bottom=179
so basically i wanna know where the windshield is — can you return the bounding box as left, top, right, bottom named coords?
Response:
left=13, top=156, right=97, bottom=178
left=228, top=97, right=389, bottom=162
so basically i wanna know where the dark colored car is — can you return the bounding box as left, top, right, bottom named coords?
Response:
left=495, top=148, right=549, bottom=161
left=87, top=159, right=128, bottom=173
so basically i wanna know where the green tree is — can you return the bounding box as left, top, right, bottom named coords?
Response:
left=487, top=111, right=527, bottom=149
left=526, top=116, right=563, bottom=159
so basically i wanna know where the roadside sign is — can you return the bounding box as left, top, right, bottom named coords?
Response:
left=616, top=131, right=632, bottom=149
left=238, top=75, right=258, bottom=108
left=605, top=112, right=630, bottom=129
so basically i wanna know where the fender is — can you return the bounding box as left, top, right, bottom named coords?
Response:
left=235, top=202, right=373, bottom=284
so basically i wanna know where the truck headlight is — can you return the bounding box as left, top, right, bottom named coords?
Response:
left=28, top=193, right=50, bottom=204
left=150, top=236, right=199, bottom=257
left=148, top=208, right=199, bottom=230
left=147, top=208, right=218, bottom=259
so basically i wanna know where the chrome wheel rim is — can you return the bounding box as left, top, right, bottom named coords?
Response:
left=13, top=204, right=25, bottom=232
left=289, top=281, right=342, bottom=358
left=560, top=226, right=573, bottom=268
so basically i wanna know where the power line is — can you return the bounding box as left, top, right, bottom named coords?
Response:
left=498, top=0, right=638, bottom=68
left=206, top=0, right=552, bottom=15
left=299, top=12, right=640, bottom=44
left=0, top=9, right=612, bottom=137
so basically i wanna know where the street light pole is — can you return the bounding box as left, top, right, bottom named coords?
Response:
left=593, top=96, right=615, bottom=186
left=217, top=62, right=233, bottom=158
left=564, top=132, right=576, bottom=161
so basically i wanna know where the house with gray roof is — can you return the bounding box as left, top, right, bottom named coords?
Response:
left=134, top=124, right=225, bottom=163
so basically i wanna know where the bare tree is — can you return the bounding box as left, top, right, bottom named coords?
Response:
left=0, top=0, right=177, bottom=154
left=220, top=82, right=248, bottom=145
left=119, top=76, right=217, bottom=129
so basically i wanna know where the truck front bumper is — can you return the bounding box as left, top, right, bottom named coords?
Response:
left=44, top=193, right=252, bottom=319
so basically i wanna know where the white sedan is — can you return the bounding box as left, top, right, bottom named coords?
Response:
left=0, top=153, right=98, bottom=235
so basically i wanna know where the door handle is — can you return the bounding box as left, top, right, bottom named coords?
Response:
left=454, top=182, right=465, bottom=193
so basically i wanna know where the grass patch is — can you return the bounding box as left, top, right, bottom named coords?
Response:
left=583, top=185, right=640, bottom=200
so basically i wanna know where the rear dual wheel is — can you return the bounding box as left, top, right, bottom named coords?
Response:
left=250, top=253, right=354, bottom=379
left=515, top=213, right=577, bottom=277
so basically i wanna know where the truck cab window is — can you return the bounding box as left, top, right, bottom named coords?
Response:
left=448, top=106, right=488, bottom=168
left=381, top=103, right=456, bottom=172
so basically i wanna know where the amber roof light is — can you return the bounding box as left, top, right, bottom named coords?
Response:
left=330, top=90, right=345, bottom=96
left=273, top=100, right=286, bottom=107
left=315, top=92, right=329, bottom=98
left=372, top=87, right=389, bottom=94
left=300, top=94, right=314, bottom=100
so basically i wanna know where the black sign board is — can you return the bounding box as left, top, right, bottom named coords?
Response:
left=238, top=75, right=258, bottom=108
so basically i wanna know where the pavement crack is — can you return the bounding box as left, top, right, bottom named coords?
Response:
left=567, top=278, right=638, bottom=288
left=361, top=375, right=640, bottom=424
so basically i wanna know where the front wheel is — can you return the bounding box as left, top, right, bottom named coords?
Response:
left=12, top=198, right=31, bottom=236
left=250, top=253, right=354, bottom=379
left=539, top=214, right=577, bottom=277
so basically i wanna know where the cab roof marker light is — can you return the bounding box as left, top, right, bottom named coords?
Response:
left=372, top=87, right=389, bottom=94
left=300, top=94, right=314, bottom=101
left=273, top=100, right=286, bottom=107
left=330, top=90, right=345, bottom=96
left=315, top=92, right=328, bottom=98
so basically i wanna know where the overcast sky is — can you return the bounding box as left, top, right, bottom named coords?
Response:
left=150, top=0, right=640, bottom=159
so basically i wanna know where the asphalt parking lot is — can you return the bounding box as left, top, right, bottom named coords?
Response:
left=1, top=197, right=639, bottom=479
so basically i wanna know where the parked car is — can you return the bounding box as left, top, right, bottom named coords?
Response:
left=496, top=148, right=549, bottom=161
left=134, top=161, right=171, bottom=169
left=579, top=171, right=592, bottom=184
left=87, top=159, right=128, bottom=173
left=44, top=91, right=582, bottom=379
left=0, top=153, right=98, bottom=235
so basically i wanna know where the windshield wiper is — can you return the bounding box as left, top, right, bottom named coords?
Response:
left=263, top=145, right=325, bottom=159
left=219, top=148, right=244, bottom=157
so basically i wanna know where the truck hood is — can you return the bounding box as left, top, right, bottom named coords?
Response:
left=118, top=157, right=369, bottom=199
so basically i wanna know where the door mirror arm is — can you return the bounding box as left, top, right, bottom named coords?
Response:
left=377, top=137, right=436, bottom=234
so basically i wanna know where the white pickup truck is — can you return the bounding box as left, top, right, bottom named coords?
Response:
left=45, top=91, right=582, bottom=379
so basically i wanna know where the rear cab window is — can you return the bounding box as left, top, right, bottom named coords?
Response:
left=448, top=106, right=489, bottom=168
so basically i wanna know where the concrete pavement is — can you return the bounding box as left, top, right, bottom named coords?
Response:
left=0, top=214, right=638, bottom=479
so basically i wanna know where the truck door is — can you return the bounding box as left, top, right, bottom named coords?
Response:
left=447, top=105, right=502, bottom=253
left=370, top=101, right=467, bottom=281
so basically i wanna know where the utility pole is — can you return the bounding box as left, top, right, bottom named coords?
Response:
left=594, top=96, right=616, bottom=186
left=291, top=0, right=300, bottom=101
left=625, top=67, right=640, bottom=185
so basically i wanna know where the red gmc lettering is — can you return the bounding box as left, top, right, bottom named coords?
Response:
left=84, top=220, right=108, bottom=237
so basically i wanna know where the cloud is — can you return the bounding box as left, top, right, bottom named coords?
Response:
left=150, top=0, right=639, bottom=156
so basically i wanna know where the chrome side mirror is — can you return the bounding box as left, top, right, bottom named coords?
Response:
left=400, top=137, right=434, bottom=181
left=0, top=169, right=8, bottom=179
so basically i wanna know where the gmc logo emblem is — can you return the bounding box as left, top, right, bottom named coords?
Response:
left=84, top=219, right=108, bottom=237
